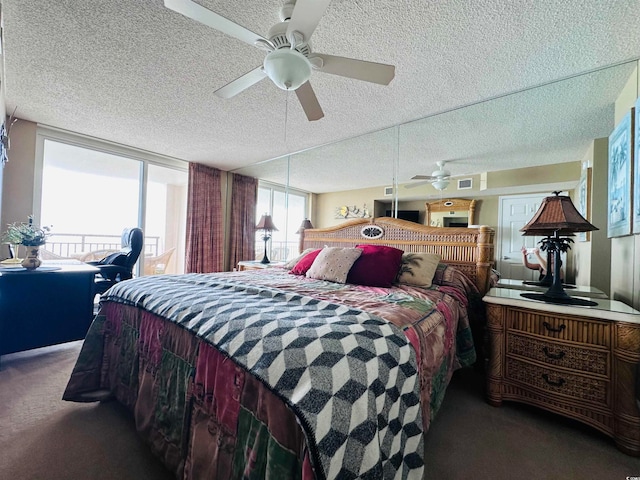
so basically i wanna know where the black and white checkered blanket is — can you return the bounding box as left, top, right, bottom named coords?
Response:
left=104, top=273, right=424, bottom=479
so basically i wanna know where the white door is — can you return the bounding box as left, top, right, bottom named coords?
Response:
left=497, top=193, right=552, bottom=281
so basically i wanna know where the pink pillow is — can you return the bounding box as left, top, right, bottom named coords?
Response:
left=346, top=244, right=404, bottom=287
left=289, top=249, right=322, bottom=275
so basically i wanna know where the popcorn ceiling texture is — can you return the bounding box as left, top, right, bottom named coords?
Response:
left=2, top=0, right=639, bottom=192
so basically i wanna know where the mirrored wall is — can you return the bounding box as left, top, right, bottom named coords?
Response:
left=234, top=61, right=635, bottom=201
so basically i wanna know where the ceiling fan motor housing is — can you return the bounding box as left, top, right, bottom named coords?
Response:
left=267, top=21, right=311, bottom=55
left=432, top=161, right=451, bottom=178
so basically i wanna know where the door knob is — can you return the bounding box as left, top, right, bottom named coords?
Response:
left=503, top=256, right=510, bottom=260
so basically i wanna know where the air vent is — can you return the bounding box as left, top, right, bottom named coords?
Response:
left=458, top=178, right=472, bottom=190
left=384, top=186, right=394, bottom=196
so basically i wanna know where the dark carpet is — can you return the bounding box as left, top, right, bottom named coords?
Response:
left=0, top=342, right=637, bottom=479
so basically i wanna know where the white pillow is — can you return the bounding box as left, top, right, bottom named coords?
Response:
left=397, top=253, right=441, bottom=287
left=306, top=247, right=362, bottom=283
left=284, top=248, right=315, bottom=270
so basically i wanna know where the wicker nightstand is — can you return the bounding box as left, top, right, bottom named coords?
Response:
left=483, top=288, right=640, bottom=456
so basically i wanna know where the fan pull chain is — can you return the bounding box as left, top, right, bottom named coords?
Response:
left=284, top=90, right=290, bottom=153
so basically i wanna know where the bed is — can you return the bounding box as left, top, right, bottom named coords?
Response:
left=63, top=217, right=495, bottom=480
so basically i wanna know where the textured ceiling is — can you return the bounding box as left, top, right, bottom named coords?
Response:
left=2, top=0, right=639, bottom=193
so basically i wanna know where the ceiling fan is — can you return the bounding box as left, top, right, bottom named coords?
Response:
left=164, top=0, right=396, bottom=121
left=406, top=161, right=459, bottom=191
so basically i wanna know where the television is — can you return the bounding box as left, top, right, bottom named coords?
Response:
left=385, top=210, right=420, bottom=223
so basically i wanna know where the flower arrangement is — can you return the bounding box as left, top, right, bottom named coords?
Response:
left=2, top=216, right=51, bottom=246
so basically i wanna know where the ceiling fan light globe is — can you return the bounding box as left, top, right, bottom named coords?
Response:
left=432, top=179, right=449, bottom=191
left=263, top=49, right=311, bottom=90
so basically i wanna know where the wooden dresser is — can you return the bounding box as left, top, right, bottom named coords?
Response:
left=484, top=288, right=640, bottom=456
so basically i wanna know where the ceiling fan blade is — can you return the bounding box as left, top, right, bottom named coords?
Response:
left=214, top=66, right=267, bottom=98
left=295, top=81, right=324, bottom=121
left=164, top=0, right=268, bottom=47
left=287, top=0, right=331, bottom=43
left=311, top=54, right=395, bottom=85
left=411, top=175, right=436, bottom=180
left=405, top=180, right=432, bottom=189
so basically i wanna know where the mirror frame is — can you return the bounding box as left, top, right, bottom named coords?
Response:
left=425, top=198, right=477, bottom=227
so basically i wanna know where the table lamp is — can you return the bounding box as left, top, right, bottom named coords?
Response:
left=520, top=192, right=598, bottom=307
left=295, top=218, right=314, bottom=255
left=255, top=214, right=278, bottom=264
left=295, top=218, right=314, bottom=234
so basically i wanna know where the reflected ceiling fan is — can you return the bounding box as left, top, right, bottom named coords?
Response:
left=164, top=0, right=395, bottom=121
left=406, top=161, right=464, bottom=191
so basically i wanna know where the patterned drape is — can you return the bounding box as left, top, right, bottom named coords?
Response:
left=185, top=162, right=223, bottom=273
left=228, top=173, right=258, bottom=269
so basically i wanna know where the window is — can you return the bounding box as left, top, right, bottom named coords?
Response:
left=256, top=182, right=308, bottom=261
left=35, top=128, right=187, bottom=275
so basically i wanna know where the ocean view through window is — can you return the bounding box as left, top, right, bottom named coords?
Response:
left=38, top=133, right=187, bottom=275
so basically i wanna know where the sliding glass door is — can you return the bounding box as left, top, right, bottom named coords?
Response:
left=256, top=182, right=308, bottom=262
left=37, top=131, right=187, bottom=275
left=146, top=164, right=187, bottom=274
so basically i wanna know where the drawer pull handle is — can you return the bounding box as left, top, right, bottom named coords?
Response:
left=542, top=373, right=565, bottom=387
left=542, top=347, right=565, bottom=360
left=543, top=322, right=566, bottom=333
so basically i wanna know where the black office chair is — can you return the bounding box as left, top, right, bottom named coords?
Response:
left=89, top=227, right=144, bottom=295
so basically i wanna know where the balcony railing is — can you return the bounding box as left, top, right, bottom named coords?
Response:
left=253, top=240, right=299, bottom=262
left=41, top=234, right=289, bottom=268
left=43, top=233, right=161, bottom=259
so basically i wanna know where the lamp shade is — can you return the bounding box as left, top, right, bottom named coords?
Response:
left=295, top=218, right=314, bottom=234
left=256, top=214, right=278, bottom=232
left=520, top=192, right=598, bottom=236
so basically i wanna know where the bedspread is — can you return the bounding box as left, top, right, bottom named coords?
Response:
left=64, top=265, right=477, bottom=480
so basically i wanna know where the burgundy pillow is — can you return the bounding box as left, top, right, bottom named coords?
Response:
left=289, top=249, right=322, bottom=275
left=346, top=244, right=404, bottom=287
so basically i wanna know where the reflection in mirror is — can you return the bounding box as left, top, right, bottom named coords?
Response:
left=425, top=199, right=477, bottom=227
left=233, top=61, right=636, bottom=208
left=236, top=126, right=399, bottom=194
left=396, top=62, right=634, bottom=197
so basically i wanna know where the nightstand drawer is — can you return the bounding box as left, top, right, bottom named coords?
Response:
left=506, top=357, right=610, bottom=407
left=507, top=309, right=611, bottom=347
left=506, top=332, right=609, bottom=375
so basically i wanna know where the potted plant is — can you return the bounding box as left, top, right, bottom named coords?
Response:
left=2, top=216, right=51, bottom=269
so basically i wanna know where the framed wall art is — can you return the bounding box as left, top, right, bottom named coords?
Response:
left=634, top=98, right=640, bottom=234
left=576, top=166, right=592, bottom=242
left=607, top=110, right=633, bottom=238
left=334, top=204, right=370, bottom=219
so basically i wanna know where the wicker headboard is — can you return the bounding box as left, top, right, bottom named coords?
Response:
left=301, top=217, right=495, bottom=295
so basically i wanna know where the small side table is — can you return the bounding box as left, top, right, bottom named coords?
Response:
left=484, top=287, right=640, bottom=456
left=237, top=260, right=286, bottom=271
